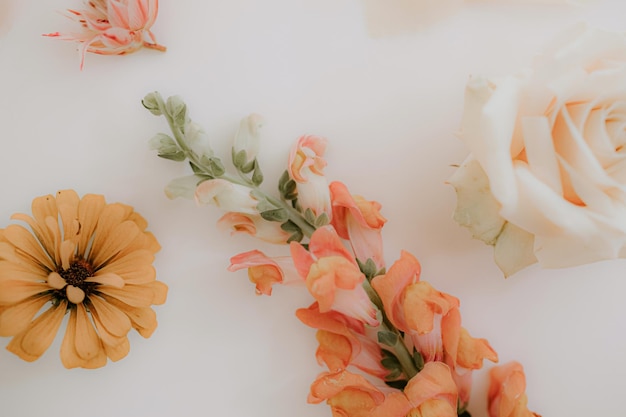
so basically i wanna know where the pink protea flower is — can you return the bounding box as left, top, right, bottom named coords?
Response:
left=44, top=0, right=165, bottom=69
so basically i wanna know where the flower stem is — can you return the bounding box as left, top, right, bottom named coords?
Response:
left=155, top=94, right=316, bottom=239
left=362, top=279, right=418, bottom=379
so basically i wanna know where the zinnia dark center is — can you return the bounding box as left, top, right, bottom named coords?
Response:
left=59, top=259, right=94, bottom=290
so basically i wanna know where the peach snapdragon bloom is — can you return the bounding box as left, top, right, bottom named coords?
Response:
left=330, top=181, right=387, bottom=270
left=488, top=362, right=541, bottom=417
left=308, top=369, right=387, bottom=417
left=296, top=302, right=387, bottom=378
left=372, top=251, right=497, bottom=405
left=44, top=0, right=165, bottom=69
left=291, top=225, right=379, bottom=326
left=371, top=362, right=459, bottom=417
left=217, top=212, right=292, bottom=244
left=0, top=190, right=167, bottom=368
left=228, top=250, right=301, bottom=295
left=288, top=135, right=332, bottom=219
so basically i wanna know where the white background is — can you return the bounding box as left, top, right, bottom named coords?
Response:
left=1, top=1, right=626, bottom=416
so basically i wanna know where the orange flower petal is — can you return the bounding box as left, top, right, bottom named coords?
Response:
left=89, top=296, right=131, bottom=337
left=0, top=295, right=50, bottom=336
left=149, top=281, right=168, bottom=305
left=96, top=249, right=156, bottom=284
left=7, top=301, right=66, bottom=361
left=66, top=285, right=85, bottom=304
left=0, top=280, right=51, bottom=304
left=90, top=221, right=141, bottom=268
left=76, top=193, right=106, bottom=255
left=74, top=303, right=103, bottom=360
left=47, top=272, right=66, bottom=289
left=3, top=225, right=55, bottom=271
left=85, top=272, right=125, bottom=288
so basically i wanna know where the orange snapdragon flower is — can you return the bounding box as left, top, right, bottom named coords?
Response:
left=488, top=362, right=541, bottom=417
left=330, top=181, right=387, bottom=270
left=372, top=251, right=497, bottom=406
left=217, top=212, right=292, bottom=244
left=288, top=135, right=332, bottom=219
left=291, top=225, right=379, bottom=326
left=296, top=302, right=387, bottom=378
left=308, top=369, right=387, bottom=417
left=228, top=250, right=301, bottom=296
left=44, top=0, right=165, bottom=69
left=371, top=362, right=459, bottom=417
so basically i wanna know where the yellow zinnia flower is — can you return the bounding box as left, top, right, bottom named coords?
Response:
left=0, top=190, right=167, bottom=369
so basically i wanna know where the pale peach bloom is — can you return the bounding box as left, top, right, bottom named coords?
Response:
left=296, top=302, right=387, bottom=379
left=371, top=362, right=458, bottom=417
left=308, top=369, right=386, bottom=417
left=228, top=250, right=301, bottom=296
left=195, top=178, right=258, bottom=214
left=291, top=225, right=379, bottom=326
left=288, top=135, right=332, bottom=219
left=488, top=362, right=541, bottom=417
left=44, top=0, right=165, bottom=69
left=217, top=212, right=292, bottom=244
left=0, top=190, right=167, bottom=368
left=450, top=25, right=626, bottom=275
left=330, top=181, right=386, bottom=269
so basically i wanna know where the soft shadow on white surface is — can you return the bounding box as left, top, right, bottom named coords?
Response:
left=1, top=1, right=626, bottom=417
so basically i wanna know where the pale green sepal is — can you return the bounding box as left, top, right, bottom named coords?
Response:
left=164, top=175, right=204, bottom=200
left=378, top=331, right=399, bottom=347
left=449, top=157, right=505, bottom=245
left=165, top=96, right=187, bottom=128
left=142, top=92, right=163, bottom=115
left=494, top=222, right=537, bottom=278
left=149, top=132, right=177, bottom=150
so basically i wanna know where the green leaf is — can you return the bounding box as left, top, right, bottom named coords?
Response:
left=304, top=208, right=316, bottom=225
left=233, top=149, right=247, bottom=169
left=260, top=208, right=288, bottom=222
left=165, top=96, right=187, bottom=128
left=251, top=163, right=263, bottom=186
left=377, top=331, right=399, bottom=347
left=158, top=151, right=186, bottom=162
left=208, top=157, right=225, bottom=177
left=278, top=171, right=298, bottom=201
left=385, top=368, right=402, bottom=380
left=315, top=213, right=330, bottom=227
left=190, top=161, right=204, bottom=175
left=241, top=159, right=256, bottom=174
left=281, top=220, right=301, bottom=232
left=287, top=230, right=304, bottom=243
left=142, top=92, right=163, bottom=115
left=149, top=133, right=179, bottom=154
left=358, top=258, right=378, bottom=280
left=381, top=356, right=401, bottom=371
left=412, top=351, right=424, bottom=371
left=384, top=380, right=408, bottom=390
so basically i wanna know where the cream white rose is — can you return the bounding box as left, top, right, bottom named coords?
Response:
left=450, top=25, right=626, bottom=276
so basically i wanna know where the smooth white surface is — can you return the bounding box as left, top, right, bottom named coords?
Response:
left=1, top=1, right=626, bottom=416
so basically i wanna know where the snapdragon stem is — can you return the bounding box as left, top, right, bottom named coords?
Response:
left=157, top=97, right=316, bottom=239
left=362, top=279, right=418, bottom=379
left=381, top=322, right=419, bottom=380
